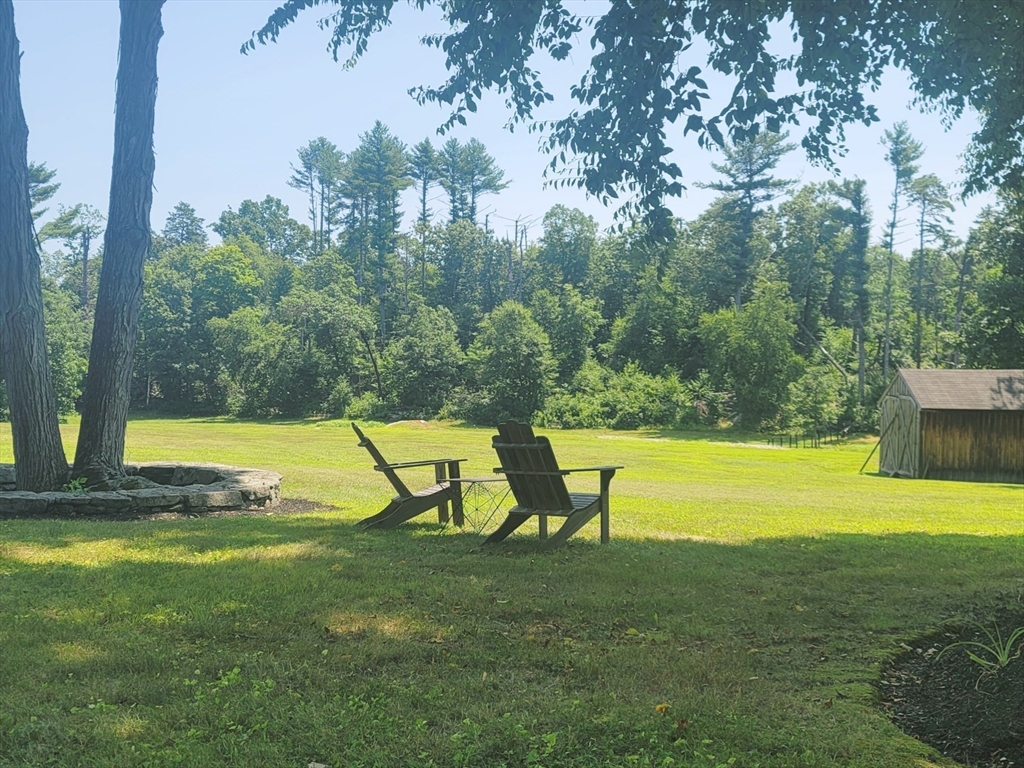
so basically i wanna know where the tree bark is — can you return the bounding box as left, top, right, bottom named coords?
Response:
left=73, top=0, right=164, bottom=485
left=0, top=0, right=69, bottom=491
left=81, top=228, right=90, bottom=310
left=915, top=203, right=925, bottom=368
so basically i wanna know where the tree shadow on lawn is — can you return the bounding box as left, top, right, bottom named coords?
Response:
left=3, top=518, right=1019, bottom=627
left=2, top=519, right=1020, bottom=766
left=126, top=412, right=318, bottom=427
left=444, top=422, right=767, bottom=444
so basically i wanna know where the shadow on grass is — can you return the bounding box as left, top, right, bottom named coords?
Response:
left=2, top=514, right=1020, bottom=766
left=3, top=514, right=1020, bottom=600
left=127, top=411, right=318, bottom=427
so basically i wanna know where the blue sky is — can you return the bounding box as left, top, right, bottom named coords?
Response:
left=15, top=0, right=995, bottom=249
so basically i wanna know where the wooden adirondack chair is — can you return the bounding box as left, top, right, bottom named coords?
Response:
left=485, top=421, right=622, bottom=549
left=352, top=423, right=466, bottom=530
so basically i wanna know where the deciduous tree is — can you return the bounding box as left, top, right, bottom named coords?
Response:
left=245, top=1, right=1023, bottom=234
left=0, top=0, right=69, bottom=490
left=74, top=0, right=165, bottom=486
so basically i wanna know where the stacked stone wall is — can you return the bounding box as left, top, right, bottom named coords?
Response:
left=0, top=463, right=282, bottom=517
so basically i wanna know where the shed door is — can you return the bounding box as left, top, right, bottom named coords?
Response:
left=880, top=394, right=919, bottom=477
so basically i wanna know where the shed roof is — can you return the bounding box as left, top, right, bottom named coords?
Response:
left=898, top=369, right=1024, bottom=411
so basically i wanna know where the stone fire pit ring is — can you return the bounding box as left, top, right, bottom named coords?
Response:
left=0, top=463, right=282, bottom=518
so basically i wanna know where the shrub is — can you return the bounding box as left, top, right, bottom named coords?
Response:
left=539, top=392, right=606, bottom=429
left=345, top=391, right=385, bottom=421
left=602, top=363, right=686, bottom=430
left=436, top=386, right=493, bottom=425
left=324, top=380, right=353, bottom=418
left=680, top=370, right=730, bottom=426
left=784, top=365, right=844, bottom=433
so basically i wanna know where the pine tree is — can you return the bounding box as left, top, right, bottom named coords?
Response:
left=907, top=174, right=953, bottom=368
left=162, top=201, right=207, bottom=247
left=698, top=132, right=795, bottom=309
left=409, top=138, right=438, bottom=290
left=879, top=122, right=924, bottom=382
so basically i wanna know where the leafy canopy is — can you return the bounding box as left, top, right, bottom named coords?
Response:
left=245, top=0, right=1023, bottom=237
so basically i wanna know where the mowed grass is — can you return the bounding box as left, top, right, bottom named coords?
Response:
left=0, top=418, right=1021, bottom=768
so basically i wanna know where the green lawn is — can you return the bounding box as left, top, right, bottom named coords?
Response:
left=1, top=418, right=1021, bottom=767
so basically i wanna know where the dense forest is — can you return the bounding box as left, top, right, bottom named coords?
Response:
left=3, top=121, right=1021, bottom=434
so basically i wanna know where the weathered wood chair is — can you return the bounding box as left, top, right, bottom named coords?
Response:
left=485, top=421, right=623, bottom=549
left=352, top=423, right=466, bottom=530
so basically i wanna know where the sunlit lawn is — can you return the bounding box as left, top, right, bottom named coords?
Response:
left=0, top=417, right=1021, bottom=767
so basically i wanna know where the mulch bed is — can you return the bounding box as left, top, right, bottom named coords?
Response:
left=880, top=608, right=1024, bottom=768
left=0, top=497, right=335, bottom=521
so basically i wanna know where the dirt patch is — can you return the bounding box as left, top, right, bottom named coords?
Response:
left=880, top=608, right=1024, bottom=767
left=0, top=497, right=337, bottom=521
left=140, top=498, right=339, bottom=520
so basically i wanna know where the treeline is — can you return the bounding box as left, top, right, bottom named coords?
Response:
left=5, top=122, right=1022, bottom=433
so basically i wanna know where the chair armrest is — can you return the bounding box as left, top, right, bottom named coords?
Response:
left=375, top=458, right=467, bottom=470
left=494, top=466, right=623, bottom=476
left=494, top=469, right=569, bottom=476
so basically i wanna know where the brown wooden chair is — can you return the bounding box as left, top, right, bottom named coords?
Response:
left=485, top=421, right=622, bottom=549
left=352, top=423, right=466, bottom=530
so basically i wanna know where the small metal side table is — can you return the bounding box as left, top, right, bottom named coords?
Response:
left=443, top=476, right=513, bottom=534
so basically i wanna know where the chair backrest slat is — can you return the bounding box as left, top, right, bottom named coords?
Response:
left=493, top=421, right=572, bottom=511
left=352, top=423, right=412, bottom=498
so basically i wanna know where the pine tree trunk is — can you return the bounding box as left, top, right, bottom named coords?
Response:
left=73, top=0, right=163, bottom=486
left=915, top=205, right=925, bottom=368
left=81, top=229, right=90, bottom=309
left=0, top=0, right=70, bottom=492
left=952, top=252, right=971, bottom=368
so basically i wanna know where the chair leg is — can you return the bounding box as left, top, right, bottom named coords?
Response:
left=372, top=494, right=446, bottom=530
left=482, top=512, right=532, bottom=544
left=541, top=504, right=600, bottom=550
left=357, top=499, right=402, bottom=528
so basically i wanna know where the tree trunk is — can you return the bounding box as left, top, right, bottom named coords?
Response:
left=952, top=250, right=971, bottom=368
left=0, top=0, right=69, bottom=491
left=81, top=229, right=90, bottom=309
left=73, top=0, right=164, bottom=485
left=915, top=204, right=925, bottom=368
left=857, top=327, right=866, bottom=404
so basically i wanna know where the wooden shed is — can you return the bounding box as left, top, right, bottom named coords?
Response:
left=879, top=369, right=1024, bottom=482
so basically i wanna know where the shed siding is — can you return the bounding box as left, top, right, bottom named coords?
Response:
left=920, top=410, right=1024, bottom=483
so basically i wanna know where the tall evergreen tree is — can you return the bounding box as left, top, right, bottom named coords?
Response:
left=28, top=161, right=59, bottom=220
left=907, top=174, right=953, bottom=368
left=288, top=137, right=344, bottom=254
left=460, top=138, right=507, bottom=224
left=345, top=121, right=412, bottom=340
left=162, top=201, right=207, bottom=248
left=828, top=179, right=872, bottom=403
left=409, top=138, right=438, bottom=290
left=39, top=203, right=105, bottom=309
left=437, top=137, right=468, bottom=223
left=698, top=132, right=795, bottom=309
left=879, top=122, right=924, bottom=382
